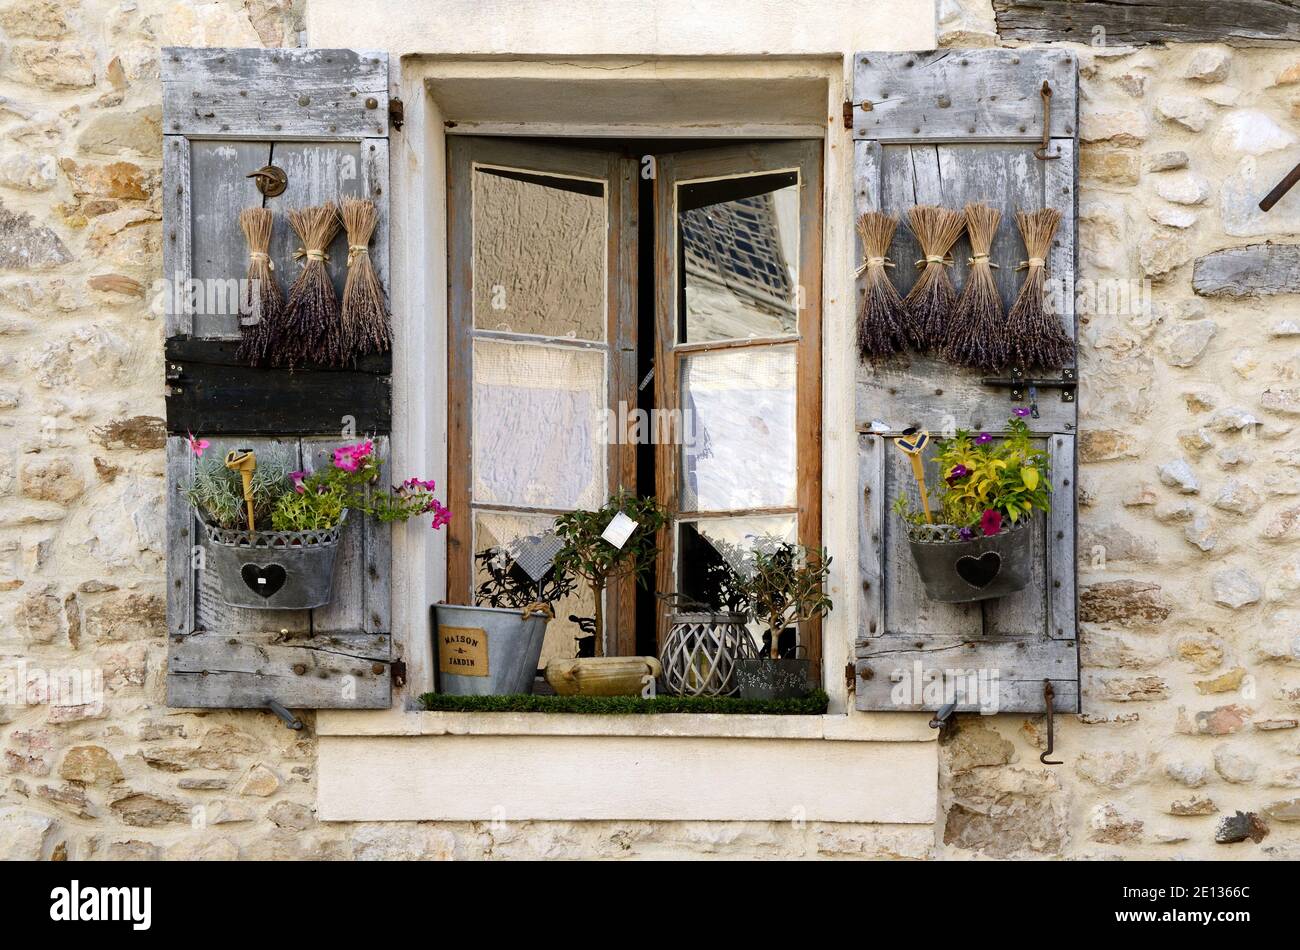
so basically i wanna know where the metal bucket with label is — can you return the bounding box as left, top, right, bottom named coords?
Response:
left=433, top=603, right=552, bottom=696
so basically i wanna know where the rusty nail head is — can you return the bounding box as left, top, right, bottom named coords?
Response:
left=293, top=663, right=307, bottom=675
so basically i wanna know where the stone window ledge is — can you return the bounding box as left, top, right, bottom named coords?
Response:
left=316, top=709, right=937, bottom=743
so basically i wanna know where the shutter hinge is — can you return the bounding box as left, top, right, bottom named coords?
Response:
left=842, top=99, right=853, bottom=130
left=388, top=97, right=404, bottom=132
left=390, top=658, right=407, bottom=688
left=845, top=661, right=857, bottom=693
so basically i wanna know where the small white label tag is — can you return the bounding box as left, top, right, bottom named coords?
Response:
left=601, top=512, right=638, bottom=549
left=257, top=578, right=267, bottom=585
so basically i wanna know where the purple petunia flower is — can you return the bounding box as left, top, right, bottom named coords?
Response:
left=946, top=464, right=970, bottom=486
left=958, top=527, right=974, bottom=541
left=1013, top=407, right=1032, bottom=418
left=974, top=432, right=993, bottom=445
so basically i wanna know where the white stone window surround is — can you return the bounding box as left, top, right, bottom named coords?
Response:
left=305, top=0, right=941, bottom=824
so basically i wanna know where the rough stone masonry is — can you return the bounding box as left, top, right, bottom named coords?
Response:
left=0, top=0, right=1296, bottom=859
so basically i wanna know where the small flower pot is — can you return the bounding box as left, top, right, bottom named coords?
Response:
left=201, top=511, right=348, bottom=610
left=905, top=518, right=1034, bottom=603
left=433, top=603, right=551, bottom=696
left=734, top=657, right=812, bottom=701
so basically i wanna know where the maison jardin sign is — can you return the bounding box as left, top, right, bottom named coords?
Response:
left=439, top=627, right=490, bottom=677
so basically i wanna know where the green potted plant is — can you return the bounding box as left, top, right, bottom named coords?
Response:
left=733, top=540, right=832, bottom=700
left=552, top=489, right=669, bottom=657
left=892, top=411, right=1051, bottom=602
left=183, top=436, right=449, bottom=610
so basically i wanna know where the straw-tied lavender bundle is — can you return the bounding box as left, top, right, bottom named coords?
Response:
left=902, top=205, right=966, bottom=353
left=234, top=207, right=284, bottom=367
left=1006, top=207, right=1074, bottom=370
left=275, top=203, right=342, bottom=368
left=340, top=197, right=392, bottom=360
left=943, top=202, right=1009, bottom=371
left=854, top=211, right=907, bottom=362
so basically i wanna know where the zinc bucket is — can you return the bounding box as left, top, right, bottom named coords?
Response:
left=433, top=603, right=552, bottom=696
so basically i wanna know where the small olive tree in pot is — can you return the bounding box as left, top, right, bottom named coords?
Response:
left=733, top=541, right=833, bottom=700
left=553, top=490, right=669, bottom=657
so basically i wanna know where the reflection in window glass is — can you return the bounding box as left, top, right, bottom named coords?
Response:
left=679, top=346, right=796, bottom=512
left=472, top=166, right=606, bottom=341
left=677, top=515, right=797, bottom=651
left=679, top=174, right=798, bottom=343
left=472, top=340, right=606, bottom=511
left=474, top=509, right=597, bottom=667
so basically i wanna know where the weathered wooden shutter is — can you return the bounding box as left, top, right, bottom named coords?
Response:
left=851, top=50, right=1080, bottom=714
left=162, top=48, right=396, bottom=709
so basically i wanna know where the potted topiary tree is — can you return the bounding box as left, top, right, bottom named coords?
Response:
left=552, top=489, right=669, bottom=657
left=733, top=540, right=833, bottom=700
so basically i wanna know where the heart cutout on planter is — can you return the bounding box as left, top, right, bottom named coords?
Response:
left=955, top=551, right=1002, bottom=589
left=241, top=563, right=287, bottom=598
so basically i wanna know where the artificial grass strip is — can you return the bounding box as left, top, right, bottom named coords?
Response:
left=417, top=690, right=830, bottom=716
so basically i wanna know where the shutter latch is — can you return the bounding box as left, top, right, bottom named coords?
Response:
left=388, top=97, right=404, bottom=131
left=390, top=658, right=407, bottom=688
left=842, top=100, right=853, bottom=130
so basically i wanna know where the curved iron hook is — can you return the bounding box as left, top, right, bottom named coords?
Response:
left=1039, top=679, right=1062, bottom=765
left=1034, top=81, right=1060, bottom=161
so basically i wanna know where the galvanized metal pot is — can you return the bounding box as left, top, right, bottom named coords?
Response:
left=734, top=657, right=812, bottom=701
left=201, top=510, right=347, bottom=610
left=433, top=603, right=551, bottom=696
left=905, top=518, right=1034, bottom=603
left=660, top=612, right=756, bottom=697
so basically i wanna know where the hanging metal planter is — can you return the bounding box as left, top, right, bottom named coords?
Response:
left=660, top=611, right=756, bottom=697
left=202, top=511, right=348, bottom=610
left=905, top=518, right=1034, bottom=603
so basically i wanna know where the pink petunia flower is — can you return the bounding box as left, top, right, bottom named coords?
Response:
left=289, top=470, right=308, bottom=493
left=430, top=501, right=452, bottom=530
left=332, top=446, right=361, bottom=472
left=186, top=432, right=210, bottom=458
left=980, top=509, right=1003, bottom=537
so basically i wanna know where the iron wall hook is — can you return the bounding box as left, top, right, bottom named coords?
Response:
left=1034, top=81, right=1060, bottom=161
left=1039, top=679, right=1062, bottom=765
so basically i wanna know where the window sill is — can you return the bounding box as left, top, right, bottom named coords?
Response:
left=316, top=707, right=937, bottom=742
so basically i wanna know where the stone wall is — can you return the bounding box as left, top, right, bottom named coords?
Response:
left=0, top=0, right=1296, bottom=860
left=935, top=0, right=1300, bottom=859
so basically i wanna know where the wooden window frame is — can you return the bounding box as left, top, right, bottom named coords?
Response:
left=653, top=140, right=824, bottom=671
left=446, top=136, right=822, bottom=668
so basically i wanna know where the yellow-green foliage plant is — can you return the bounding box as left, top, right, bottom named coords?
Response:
left=893, top=410, right=1051, bottom=538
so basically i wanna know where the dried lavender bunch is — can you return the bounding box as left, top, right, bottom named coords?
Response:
left=234, top=207, right=284, bottom=367
left=1006, top=208, right=1073, bottom=370
left=339, top=197, right=391, bottom=362
left=275, top=203, right=341, bottom=368
left=901, top=205, right=965, bottom=353
left=944, top=202, right=1010, bottom=371
left=855, top=211, right=907, bottom=362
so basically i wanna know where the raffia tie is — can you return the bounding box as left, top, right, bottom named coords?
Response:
left=967, top=253, right=999, bottom=268
left=248, top=251, right=274, bottom=270
left=914, top=254, right=951, bottom=268
left=293, top=247, right=329, bottom=263
left=853, top=255, right=895, bottom=278
left=521, top=602, right=554, bottom=622
left=1016, top=256, right=1047, bottom=271
left=346, top=244, right=370, bottom=266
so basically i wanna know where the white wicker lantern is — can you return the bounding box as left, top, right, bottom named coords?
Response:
left=659, top=612, right=757, bottom=698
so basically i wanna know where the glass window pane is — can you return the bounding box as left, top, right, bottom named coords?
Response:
left=679, top=172, right=798, bottom=344
left=677, top=516, right=798, bottom=653
left=679, top=346, right=796, bottom=512
left=472, top=340, right=606, bottom=510
left=473, top=509, right=598, bottom=668
left=473, top=166, right=606, bottom=341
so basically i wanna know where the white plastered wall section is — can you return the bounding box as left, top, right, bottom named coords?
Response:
left=307, top=0, right=941, bottom=824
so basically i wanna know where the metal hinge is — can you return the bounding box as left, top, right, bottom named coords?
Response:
left=845, top=662, right=857, bottom=693
left=390, top=659, right=407, bottom=688
left=388, top=97, right=404, bottom=131
left=842, top=99, right=853, bottom=129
